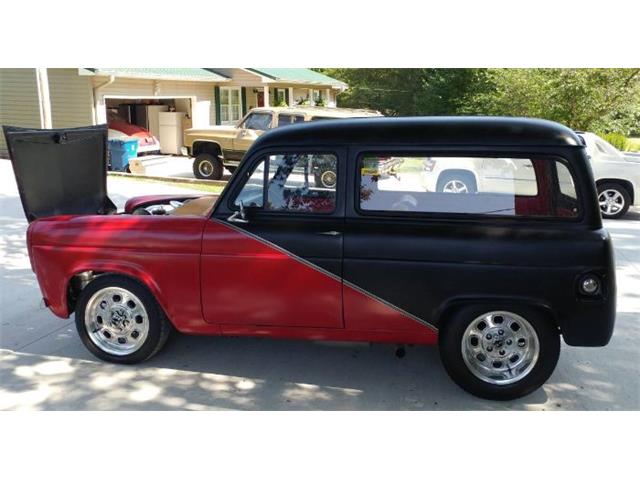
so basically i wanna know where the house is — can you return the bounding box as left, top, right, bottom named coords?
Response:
left=0, top=68, right=347, bottom=156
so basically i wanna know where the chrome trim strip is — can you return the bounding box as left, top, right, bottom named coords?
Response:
left=212, top=218, right=439, bottom=333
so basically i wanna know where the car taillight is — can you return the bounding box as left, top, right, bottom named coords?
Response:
left=424, top=158, right=436, bottom=172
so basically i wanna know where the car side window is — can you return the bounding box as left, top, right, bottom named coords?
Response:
left=277, top=114, right=305, bottom=126
left=233, top=154, right=337, bottom=214
left=234, top=160, right=265, bottom=208
left=358, top=155, right=580, bottom=218
left=242, top=112, right=273, bottom=131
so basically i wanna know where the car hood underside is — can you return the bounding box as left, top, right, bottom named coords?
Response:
left=3, top=125, right=116, bottom=221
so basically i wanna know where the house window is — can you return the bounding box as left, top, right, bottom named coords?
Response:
left=220, top=87, right=242, bottom=125
left=274, top=88, right=287, bottom=105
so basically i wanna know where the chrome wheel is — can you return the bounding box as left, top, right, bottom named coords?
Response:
left=461, top=311, right=539, bottom=385
left=198, top=159, right=214, bottom=178
left=84, top=287, right=150, bottom=356
left=320, top=170, right=337, bottom=188
left=443, top=179, right=469, bottom=193
left=598, top=189, right=625, bottom=217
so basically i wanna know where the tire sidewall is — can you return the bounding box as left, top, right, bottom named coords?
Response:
left=193, top=153, right=223, bottom=180
left=439, top=304, right=560, bottom=400
left=75, top=274, right=168, bottom=364
left=597, top=182, right=630, bottom=219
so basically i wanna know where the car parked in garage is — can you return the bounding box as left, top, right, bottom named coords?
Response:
left=183, top=106, right=383, bottom=182
left=3, top=117, right=616, bottom=400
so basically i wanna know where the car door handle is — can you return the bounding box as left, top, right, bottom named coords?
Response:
left=317, top=230, right=341, bottom=236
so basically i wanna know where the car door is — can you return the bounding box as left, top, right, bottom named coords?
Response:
left=201, top=148, right=345, bottom=329
left=233, top=111, right=273, bottom=154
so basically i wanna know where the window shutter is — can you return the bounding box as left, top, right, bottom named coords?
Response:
left=214, top=86, right=221, bottom=125
left=241, top=87, right=247, bottom=116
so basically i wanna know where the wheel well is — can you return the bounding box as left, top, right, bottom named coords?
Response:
left=437, top=299, right=560, bottom=333
left=596, top=178, right=634, bottom=203
left=66, top=271, right=155, bottom=314
left=192, top=141, right=222, bottom=158
left=67, top=271, right=103, bottom=313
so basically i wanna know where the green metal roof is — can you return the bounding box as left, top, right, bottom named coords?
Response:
left=82, top=68, right=230, bottom=82
left=247, top=68, right=346, bottom=87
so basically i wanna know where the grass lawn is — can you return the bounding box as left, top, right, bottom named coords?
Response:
left=109, top=174, right=226, bottom=194
left=626, top=138, right=640, bottom=152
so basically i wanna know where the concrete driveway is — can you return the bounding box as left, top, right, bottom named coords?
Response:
left=1, top=160, right=638, bottom=410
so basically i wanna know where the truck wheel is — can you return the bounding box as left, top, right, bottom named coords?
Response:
left=314, top=168, right=337, bottom=188
left=75, top=274, right=172, bottom=364
left=193, top=153, right=223, bottom=180
left=439, top=305, right=560, bottom=400
left=597, top=182, right=630, bottom=219
left=437, top=172, right=477, bottom=194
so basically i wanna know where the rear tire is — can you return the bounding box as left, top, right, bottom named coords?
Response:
left=597, top=182, right=631, bottom=219
left=439, top=304, right=560, bottom=400
left=193, top=153, right=223, bottom=180
left=75, top=274, right=171, bottom=364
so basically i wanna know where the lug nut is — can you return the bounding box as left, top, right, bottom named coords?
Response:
left=498, top=329, right=504, bottom=335
left=487, top=346, right=493, bottom=352
left=486, top=334, right=492, bottom=340
left=506, top=339, right=513, bottom=345
left=499, top=349, right=505, bottom=355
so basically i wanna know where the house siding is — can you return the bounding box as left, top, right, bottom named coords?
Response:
left=48, top=68, right=94, bottom=128
left=0, top=69, right=41, bottom=157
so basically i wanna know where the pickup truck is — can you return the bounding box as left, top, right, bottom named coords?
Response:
left=183, top=106, right=382, bottom=182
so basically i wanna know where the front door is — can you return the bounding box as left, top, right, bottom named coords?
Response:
left=201, top=150, right=345, bottom=328
left=233, top=111, right=273, bottom=155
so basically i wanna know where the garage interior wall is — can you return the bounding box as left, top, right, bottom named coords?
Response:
left=0, top=69, right=41, bottom=157
left=93, top=77, right=218, bottom=127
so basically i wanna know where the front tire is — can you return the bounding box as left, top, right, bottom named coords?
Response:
left=597, top=182, right=630, bottom=219
left=75, top=274, right=171, bottom=364
left=193, top=153, right=223, bottom=180
left=439, top=305, right=560, bottom=400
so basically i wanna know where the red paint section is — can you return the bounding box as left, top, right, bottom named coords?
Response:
left=201, top=221, right=343, bottom=329
left=344, top=284, right=438, bottom=337
left=28, top=215, right=206, bottom=330
left=218, top=324, right=438, bottom=345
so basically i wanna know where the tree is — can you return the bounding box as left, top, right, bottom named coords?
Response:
left=469, top=69, right=640, bottom=134
left=316, top=68, right=640, bottom=135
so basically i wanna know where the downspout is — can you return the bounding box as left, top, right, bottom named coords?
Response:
left=92, top=75, right=115, bottom=124
left=35, top=68, right=52, bottom=128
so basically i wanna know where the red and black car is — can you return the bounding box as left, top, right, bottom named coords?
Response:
left=3, top=117, right=616, bottom=400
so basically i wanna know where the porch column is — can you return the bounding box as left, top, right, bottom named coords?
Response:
left=325, top=89, right=331, bottom=106
left=35, top=68, right=52, bottom=128
left=263, top=85, right=270, bottom=107
left=308, top=88, right=314, bottom=105
left=288, top=87, right=294, bottom=106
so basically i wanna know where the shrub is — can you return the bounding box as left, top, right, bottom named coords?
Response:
left=598, top=132, right=629, bottom=151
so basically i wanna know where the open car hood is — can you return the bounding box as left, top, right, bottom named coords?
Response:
left=3, top=125, right=116, bottom=222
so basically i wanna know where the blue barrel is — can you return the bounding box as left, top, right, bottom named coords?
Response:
left=108, top=138, right=139, bottom=171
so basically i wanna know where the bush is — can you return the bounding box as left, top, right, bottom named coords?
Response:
left=598, top=132, right=629, bottom=150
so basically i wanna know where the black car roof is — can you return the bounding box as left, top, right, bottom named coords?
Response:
left=251, top=116, right=583, bottom=150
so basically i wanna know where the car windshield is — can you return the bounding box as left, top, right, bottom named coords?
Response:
left=242, top=112, right=272, bottom=131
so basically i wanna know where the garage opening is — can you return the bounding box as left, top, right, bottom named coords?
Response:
left=105, top=97, right=193, bottom=156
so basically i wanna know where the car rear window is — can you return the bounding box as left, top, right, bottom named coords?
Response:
left=358, top=155, right=580, bottom=218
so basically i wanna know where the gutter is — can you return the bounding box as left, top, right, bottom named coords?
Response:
left=91, top=75, right=115, bottom=124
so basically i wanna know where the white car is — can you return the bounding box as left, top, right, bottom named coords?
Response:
left=578, top=132, right=640, bottom=219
